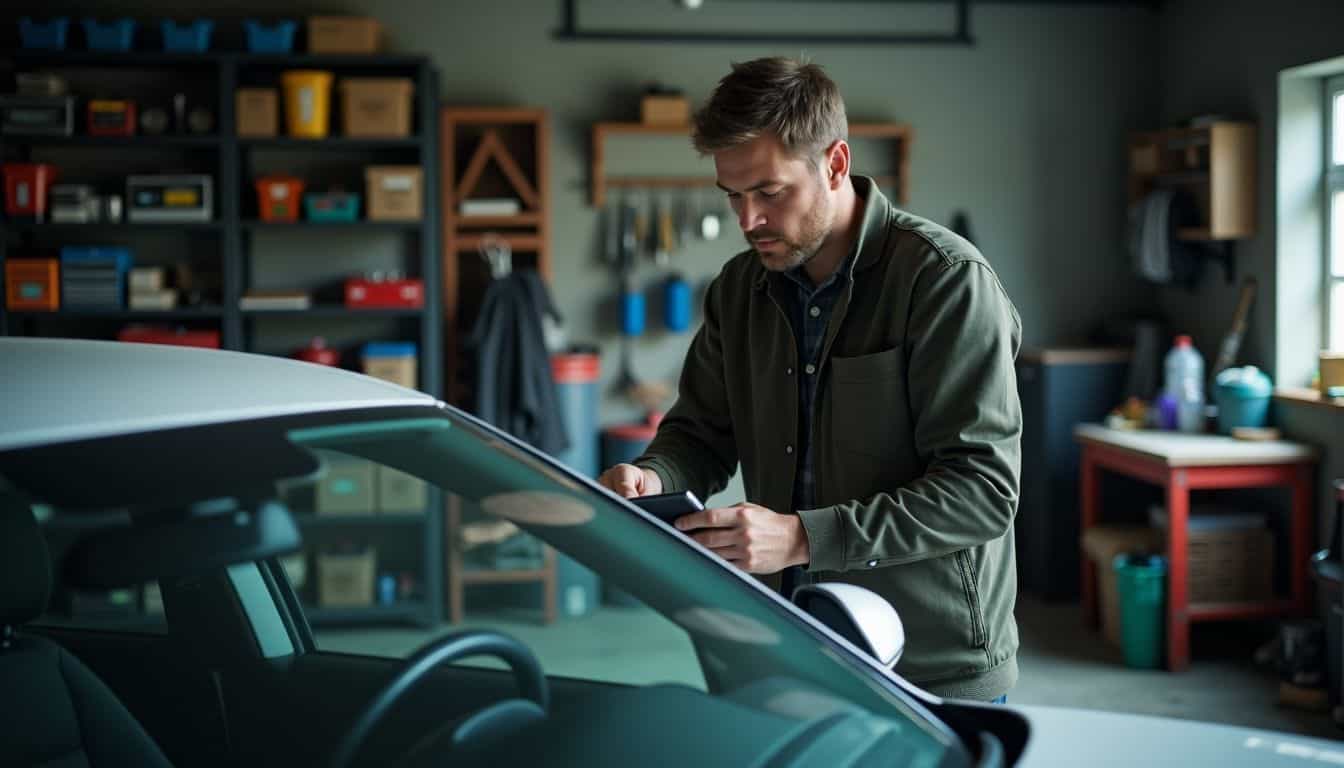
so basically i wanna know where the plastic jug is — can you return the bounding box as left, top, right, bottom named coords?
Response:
left=1164, top=335, right=1205, bottom=433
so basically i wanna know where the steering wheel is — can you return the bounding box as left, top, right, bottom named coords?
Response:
left=328, top=630, right=549, bottom=768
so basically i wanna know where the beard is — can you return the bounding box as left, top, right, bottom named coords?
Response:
left=749, top=189, right=832, bottom=272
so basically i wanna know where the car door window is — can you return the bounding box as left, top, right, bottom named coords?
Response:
left=27, top=504, right=168, bottom=635
left=279, top=446, right=706, bottom=689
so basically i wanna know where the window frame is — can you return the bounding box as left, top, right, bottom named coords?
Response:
left=1325, top=75, right=1344, bottom=351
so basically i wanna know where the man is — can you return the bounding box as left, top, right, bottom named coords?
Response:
left=597, top=57, right=1023, bottom=702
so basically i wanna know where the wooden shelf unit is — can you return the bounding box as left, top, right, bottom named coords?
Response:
left=1128, top=121, right=1257, bottom=241
left=590, top=121, right=913, bottom=208
left=439, top=108, right=557, bottom=623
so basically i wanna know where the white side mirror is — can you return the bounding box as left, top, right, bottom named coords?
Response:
left=792, top=583, right=904, bottom=667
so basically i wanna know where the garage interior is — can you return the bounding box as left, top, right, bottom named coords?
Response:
left=4, top=0, right=1344, bottom=747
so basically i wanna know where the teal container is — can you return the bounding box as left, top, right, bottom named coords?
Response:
left=305, top=193, right=360, bottom=222
left=1214, top=365, right=1273, bottom=434
left=1114, top=553, right=1166, bottom=669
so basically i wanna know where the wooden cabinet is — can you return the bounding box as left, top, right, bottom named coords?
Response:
left=1128, top=121, right=1257, bottom=241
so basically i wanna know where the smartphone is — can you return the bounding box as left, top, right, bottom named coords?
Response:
left=631, top=490, right=705, bottom=524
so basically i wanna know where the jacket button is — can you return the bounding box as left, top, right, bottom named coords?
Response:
left=785, top=444, right=794, bottom=455
left=804, top=363, right=816, bottom=375
left=809, top=306, right=821, bottom=318
left=786, top=367, right=794, bottom=376
left=866, top=559, right=878, bottom=568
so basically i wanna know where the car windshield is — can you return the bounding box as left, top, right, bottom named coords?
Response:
left=6, top=403, right=965, bottom=766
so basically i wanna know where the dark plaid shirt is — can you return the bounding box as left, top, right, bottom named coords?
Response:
left=781, top=248, right=857, bottom=515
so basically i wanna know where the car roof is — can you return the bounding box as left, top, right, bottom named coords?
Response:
left=0, top=338, right=438, bottom=452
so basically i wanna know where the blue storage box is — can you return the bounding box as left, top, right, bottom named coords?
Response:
left=1214, top=366, right=1273, bottom=435
left=244, top=19, right=297, bottom=53
left=161, top=20, right=213, bottom=52
left=19, top=17, right=69, bottom=50
left=60, top=246, right=132, bottom=309
left=305, top=193, right=360, bottom=222
left=83, top=18, right=136, bottom=52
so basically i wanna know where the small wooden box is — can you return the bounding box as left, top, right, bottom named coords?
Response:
left=641, top=95, right=689, bottom=126
left=315, top=456, right=377, bottom=514
left=307, top=16, right=382, bottom=54
left=235, top=88, right=278, bottom=137
left=1319, top=353, right=1344, bottom=394
left=317, top=549, right=376, bottom=607
left=5, top=258, right=59, bottom=311
left=339, top=78, right=414, bottom=138
left=365, top=166, right=423, bottom=221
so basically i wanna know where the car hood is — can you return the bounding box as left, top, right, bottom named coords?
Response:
left=1013, top=704, right=1344, bottom=767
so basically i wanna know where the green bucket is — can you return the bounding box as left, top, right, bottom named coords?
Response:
left=1114, top=553, right=1166, bottom=669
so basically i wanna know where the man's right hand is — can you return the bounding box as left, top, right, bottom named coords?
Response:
left=597, top=463, right=663, bottom=499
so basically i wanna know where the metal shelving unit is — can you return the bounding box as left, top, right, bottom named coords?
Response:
left=1, top=46, right=443, bottom=629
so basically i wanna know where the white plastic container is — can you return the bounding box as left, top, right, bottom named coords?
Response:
left=1164, top=335, right=1205, bottom=433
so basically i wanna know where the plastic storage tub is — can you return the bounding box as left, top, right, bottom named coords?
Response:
left=304, top=192, right=360, bottom=222
left=255, top=176, right=305, bottom=222
left=19, top=17, right=69, bottom=50
left=82, top=18, right=136, bottom=52
left=281, top=70, right=334, bottom=138
left=244, top=19, right=297, bottom=53
left=1214, top=365, right=1273, bottom=434
left=160, top=20, right=213, bottom=52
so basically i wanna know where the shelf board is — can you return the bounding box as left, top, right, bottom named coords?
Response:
left=6, top=50, right=223, bottom=67
left=6, top=307, right=224, bottom=320
left=453, top=233, right=543, bottom=251
left=241, top=137, right=421, bottom=150
left=5, top=221, right=223, bottom=233
left=304, top=602, right=427, bottom=626
left=297, top=513, right=428, bottom=527
left=459, top=568, right=551, bottom=585
left=1189, top=599, right=1296, bottom=622
left=2, top=135, right=221, bottom=148
left=607, top=175, right=716, bottom=190
left=454, top=213, right=541, bottom=228
left=234, top=53, right=428, bottom=69
left=241, top=220, right=421, bottom=232
left=241, top=306, right=424, bottom=318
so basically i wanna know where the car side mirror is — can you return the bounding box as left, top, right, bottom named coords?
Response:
left=792, top=583, right=905, bottom=667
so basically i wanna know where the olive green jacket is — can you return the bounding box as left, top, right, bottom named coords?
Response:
left=635, top=177, right=1023, bottom=701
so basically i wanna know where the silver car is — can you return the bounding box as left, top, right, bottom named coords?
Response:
left=0, top=338, right=1337, bottom=767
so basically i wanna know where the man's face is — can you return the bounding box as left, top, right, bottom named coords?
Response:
left=714, top=133, right=833, bottom=272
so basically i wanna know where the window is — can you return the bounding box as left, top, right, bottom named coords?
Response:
left=1327, top=76, right=1344, bottom=350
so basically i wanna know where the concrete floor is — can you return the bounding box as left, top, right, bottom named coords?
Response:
left=316, top=595, right=1342, bottom=741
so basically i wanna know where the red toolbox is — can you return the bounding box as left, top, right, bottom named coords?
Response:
left=5, top=258, right=60, bottom=311
left=344, top=277, right=423, bottom=308
left=3, top=163, right=58, bottom=221
left=87, top=100, right=136, bottom=136
left=255, top=175, right=305, bottom=222
left=117, top=324, right=221, bottom=349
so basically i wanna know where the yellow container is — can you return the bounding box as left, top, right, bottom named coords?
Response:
left=281, top=70, right=334, bottom=138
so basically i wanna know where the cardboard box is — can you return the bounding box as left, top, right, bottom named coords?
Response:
left=641, top=95, right=689, bottom=126
left=1082, top=525, right=1162, bottom=647
left=365, top=166, right=422, bottom=221
left=307, top=16, right=382, bottom=54
left=315, top=456, right=377, bottom=514
left=236, top=88, right=278, bottom=137
left=339, top=78, right=413, bottom=138
left=317, top=549, right=376, bottom=607
left=378, top=465, right=428, bottom=513
left=362, top=342, right=418, bottom=389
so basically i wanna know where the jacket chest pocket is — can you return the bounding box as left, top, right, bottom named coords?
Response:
left=826, top=345, right=907, bottom=460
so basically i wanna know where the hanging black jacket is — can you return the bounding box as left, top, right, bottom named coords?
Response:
left=468, top=269, right=569, bottom=456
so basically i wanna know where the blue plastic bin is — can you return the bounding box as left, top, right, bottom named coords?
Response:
left=244, top=19, right=297, bottom=53
left=160, top=20, right=213, bottom=52
left=83, top=18, right=136, bottom=52
left=304, top=193, right=360, bottom=222
left=19, top=17, right=69, bottom=50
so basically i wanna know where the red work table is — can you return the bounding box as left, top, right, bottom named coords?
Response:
left=1075, top=423, right=1318, bottom=671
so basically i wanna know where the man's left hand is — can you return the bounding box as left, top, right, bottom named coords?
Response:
left=674, top=502, right=810, bottom=574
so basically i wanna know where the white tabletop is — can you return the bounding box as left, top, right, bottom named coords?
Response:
left=1074, top=423, right=1318, bottom=467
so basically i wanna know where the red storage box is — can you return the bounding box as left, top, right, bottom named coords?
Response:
left=255, top=176, right=305, bottom=222
left=344, top=277, right=423, bottom=309
left=117, top=324, right=221, bottom=349
left=86, top=100, right=136, bottom=136
left=5, top=258, right=60, bottom=311
left=3, top=163, right=58, bottom=221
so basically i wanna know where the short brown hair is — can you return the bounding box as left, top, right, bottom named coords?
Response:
left=691, top=57, right=848, bottom=160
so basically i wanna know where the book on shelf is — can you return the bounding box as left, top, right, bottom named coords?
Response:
left=240, top=291, right=312, bottom=311
left=129, top=289, right=178, bottom=311
left=459, top=198, right=521, bottom=217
